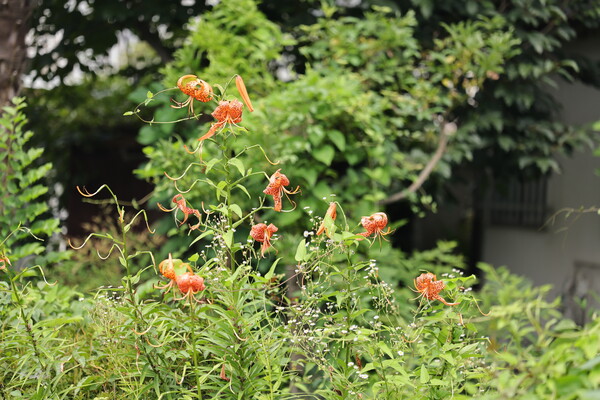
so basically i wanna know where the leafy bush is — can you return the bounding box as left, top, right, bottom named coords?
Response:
left=138, top=3, right=519, bottom=225
left=2, top=73, right=599, bottom=398
left=0, top=98, right=67, bottom=266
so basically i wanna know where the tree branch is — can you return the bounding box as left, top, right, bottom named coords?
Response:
left=379, top=122, right=455, bottom=205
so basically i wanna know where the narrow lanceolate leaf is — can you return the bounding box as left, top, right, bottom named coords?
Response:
left=236, top=75, right=254, bottom=112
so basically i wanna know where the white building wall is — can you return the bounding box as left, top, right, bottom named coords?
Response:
left=482, top=36, right=600, bottom=297
left=483, top=149, right=600, bottom=294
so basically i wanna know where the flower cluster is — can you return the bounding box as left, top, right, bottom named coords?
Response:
left=158, top=73, right=459, bottom=308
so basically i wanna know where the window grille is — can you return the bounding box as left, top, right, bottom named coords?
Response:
left=488, top=176, right=549, bottom=228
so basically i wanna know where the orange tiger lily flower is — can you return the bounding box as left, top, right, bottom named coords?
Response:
left=174, top=272, right=206, bottom=303
left=198, top=99, right=244, bottom=141
left=414, top=272, right=459, bottom=306
left=358, top=212, right=392, bottom=240
left=154, top=253, right=194, bottom=294
left=172, top=74, right=213, bottom=115
left=250, top=223, right=278, bottom=256
left=157, top=194, right=202, bottom=230
left=316, top=202, right=337, bottom=237
left=263, top=169, right=300, bottom=212
left=235, top=75, right=254, bottom=112
left=0, top=255, right=10, bottom=270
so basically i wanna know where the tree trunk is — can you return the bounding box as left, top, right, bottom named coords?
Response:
left=0, top=0, right=34, bottom=108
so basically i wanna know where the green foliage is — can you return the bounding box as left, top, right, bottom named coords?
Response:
left=477, top=263, right=600, bottom=399
left=0, top=263, right=90, bottom=398
left=405, top=0, right=600, bottom=176
left=0, top=98, right=66, bottom=264
left=4, top=1, right=600, bottom=397
left=137, top=4, right=519, bottom=239
left=63, top=73, right=498, bottom=398
left=3, top=77, right=600, bottom=398
left=163, top=0, right=292, bottom=92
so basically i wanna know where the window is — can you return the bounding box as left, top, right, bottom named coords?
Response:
left=488, top=176, right=549, bottom=228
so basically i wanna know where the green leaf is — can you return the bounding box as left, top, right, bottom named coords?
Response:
left=420, top=366, right=430, bottom=383
left=496, top=351, right=519, bottom=365
left=123, top=111, right=134, bottom=116
left=295, top=239, right=307, bottom=262
left=264, top=258, right=282, bottom=281
left=205, top=159, right=220, bottom=174
left=229, top=204, right=243, bottom=219
left=328, top=130, right=346, bottom=151
left=190, top=229, right=214, bottom=246
left=35, top=316, right=83, bottom=328
left=215, top=180, right=228, bottom=200
left=235, top=184, right=251, bottom=199
left=429, top=379, right=449, bottom=386
left=312, top=145, right=335, bottom=166
left=377, top=341, right=393, bottom=358
left=223, top=230, right=234, bottom=248
left=302, top=168, right=318, bottom=187
left=173, top=261, right=192, bottom=277
left=580, top=390, right=600, bottom=400
left=228, top=158, right=245, bottom=176
left=579, top=356, right=600, bottom=371
left=18, top=184, right=48, bottom=202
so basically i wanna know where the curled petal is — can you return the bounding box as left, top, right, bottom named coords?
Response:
left=236, top=75, right=254, bottom=112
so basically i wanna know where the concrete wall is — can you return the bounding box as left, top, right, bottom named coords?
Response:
left=482, top=35, right=600, bottom=299
left=483, top=149, right=600, bottom=294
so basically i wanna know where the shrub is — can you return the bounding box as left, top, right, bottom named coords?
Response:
left=0, top=98, right=67, bottom=266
